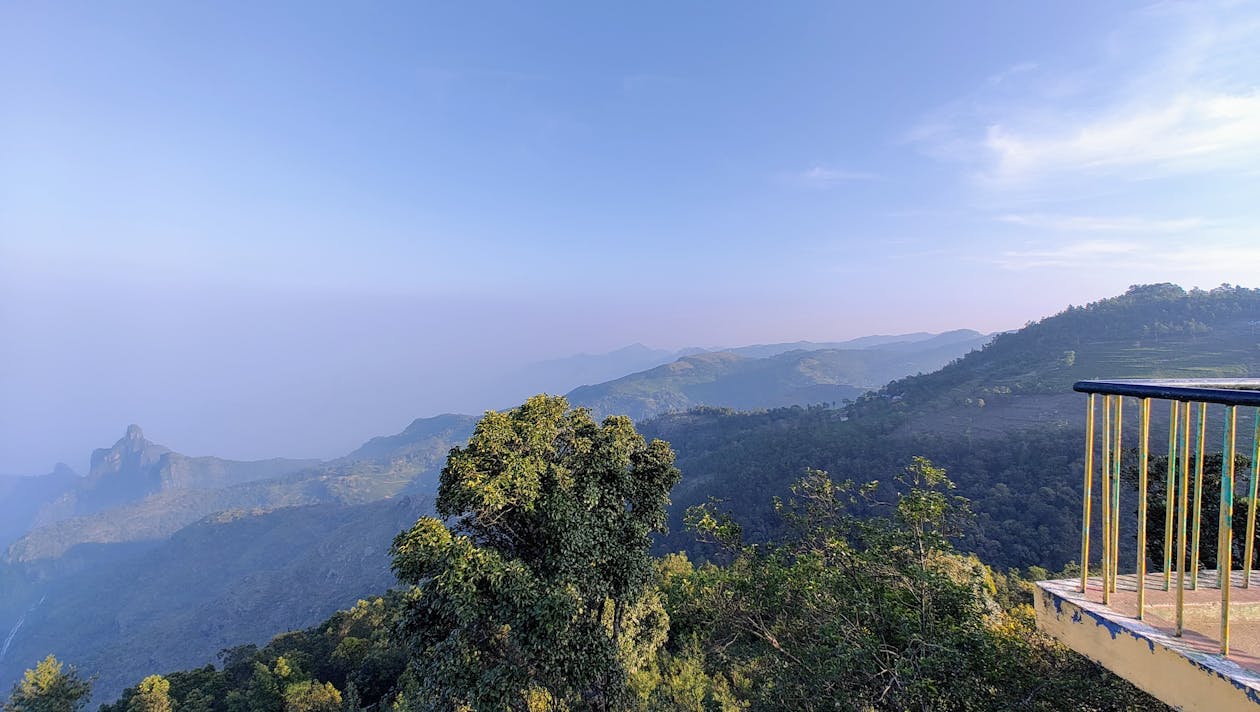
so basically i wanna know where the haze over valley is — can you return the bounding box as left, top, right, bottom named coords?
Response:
left=4, top=1, right=1260, bottom=710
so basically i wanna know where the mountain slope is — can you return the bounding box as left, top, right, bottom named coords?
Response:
left=568, top=330, right=991, bottom=421
left=0, top=497, right=429, bottom=704
left=0, top=466, right=79, bottom=547
left=862, top=283, right=1260, bottom=436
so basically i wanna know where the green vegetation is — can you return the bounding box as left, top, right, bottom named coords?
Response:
left=3, top=656, right=92, bottom=712
left=33, top=398, right=1164, bottom=711
left=390, top=395, right=679, bottom=709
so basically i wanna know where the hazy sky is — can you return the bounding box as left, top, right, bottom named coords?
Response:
left=3, top=1, right=1259, bottom=474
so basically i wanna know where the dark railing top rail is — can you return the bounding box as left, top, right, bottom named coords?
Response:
left=1074, top=379, right=1260, bottom=407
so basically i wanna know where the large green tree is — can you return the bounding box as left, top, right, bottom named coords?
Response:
left=4, top=656, right=92, bottom=712
left=390, top=395, right=681, bottom=711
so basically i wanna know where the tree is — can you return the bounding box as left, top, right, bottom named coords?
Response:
left=127, top=676, right=172, bottom=712
left=283, top=682, right=341, bottom=712
left=4, top=656, right=92, bottom=712
left=675, top=460, right=1162, bottom=710
left=390, top=395, right=681, bottom=711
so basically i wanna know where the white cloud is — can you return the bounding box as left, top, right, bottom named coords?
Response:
left=987, top=61, right=1038, bottom=85
left=997, top=213, right=1207, bottom=233
left=996, top=240, right=1141, bottom=269
left=996, top=238, right=1260, bottom=273
left=910, top=2, right=1260, bottom=190
left=983, top=91, right=1260, bottom=185
left=779, top=165, right=879, bottom=189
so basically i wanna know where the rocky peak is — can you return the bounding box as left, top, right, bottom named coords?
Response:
left=88, top=425, right=171, bottom=481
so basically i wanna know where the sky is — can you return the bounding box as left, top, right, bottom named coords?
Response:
left=3, top=1, right=1260, bottom=474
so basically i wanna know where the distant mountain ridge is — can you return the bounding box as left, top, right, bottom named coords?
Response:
left=5, top=417, right=475, bottom=563
left=28, top=425, right=320, bottom=530
left=567, top=330, right=992, bottom=421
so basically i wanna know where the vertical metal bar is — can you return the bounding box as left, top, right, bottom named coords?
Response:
left=1165, top=400, right=1179, bottom=590
left=1191, top=403, right=1207, bottom=591
left=1102, top=395, right=1113, bottom=605
left=1137, top=398, right=1150, bottom=617
left=1176, top=401, right=1191, bottom=635
left=1246, top=409, right=1260, bottom=588
left=1222, top=405, right=1237, bottom=656
left=1118, top=398, right=1128, bottom=592
left=1081, top=394, right=1096, bottom=594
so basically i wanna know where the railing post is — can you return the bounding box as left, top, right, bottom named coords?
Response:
left=1136, top=398, right=1150, bottom=616
left=1102, top=395, right=1113, bottom=605
left=1165, top=400, right=1179, bottom=591
left=1111, top=396, right=1123, bottom=594
left=1221, top=405, right=1237, bottom=656
left=1191, top=403, right=1206, bottom=590
left=1245, top=410, right=1260, bottom=588
left=1176, top=401, right=1191, bottom=635
left=1081, top=394, right=1096, bottom=594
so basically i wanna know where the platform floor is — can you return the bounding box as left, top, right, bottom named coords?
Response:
left=1077, top=570, right=1260, bottom=672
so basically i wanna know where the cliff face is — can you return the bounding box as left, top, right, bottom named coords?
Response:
left=29, top=426, right=319, bottom=531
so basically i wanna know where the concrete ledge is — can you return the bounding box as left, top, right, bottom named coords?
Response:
left=1036, top=578, right=1260, bottom=711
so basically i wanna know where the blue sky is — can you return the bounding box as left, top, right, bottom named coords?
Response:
left=3, top=1, right=1259, bottom=473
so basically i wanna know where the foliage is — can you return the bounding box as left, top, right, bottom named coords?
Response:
left=78, top=447, right=1169, bottom=712
left=3, top=656, right=92, bottom=712
left=389, top=395, right=681, bottom=710
left=667, top=461, right=1162, bottom=710
left=126, top=677, right=172, bottom=712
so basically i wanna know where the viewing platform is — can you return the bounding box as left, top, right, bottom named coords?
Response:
left=1035, top=380, right=1260, bottom=711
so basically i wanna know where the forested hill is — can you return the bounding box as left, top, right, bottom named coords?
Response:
left=567, top=329, right=991, bottom=421
left=643, top=284, right=1260, bottom=569
left=854, top=283, right=1260, bottom=435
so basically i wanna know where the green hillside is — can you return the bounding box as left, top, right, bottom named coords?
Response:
left=643, top=284, right=1260, bottom=569
left=863, top=283, right=1260, bottom=435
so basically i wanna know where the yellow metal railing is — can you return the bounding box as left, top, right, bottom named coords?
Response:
left=1075, top=379, right=1260, bottom=656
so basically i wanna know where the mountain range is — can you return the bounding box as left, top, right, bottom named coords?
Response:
left=7, top=290, right=1258, bottom=703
